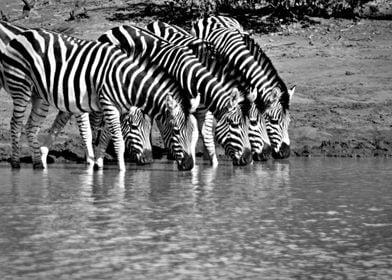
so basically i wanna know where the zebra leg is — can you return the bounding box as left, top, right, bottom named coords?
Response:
left=40, top=111, right=73, bottom=168
left=103, top=107, right=126, bottom=171
left=196, top=110, right=218, bottom=167
left=155, top=119, right=174, bottom=160
left=75, top=113, right=95, bottom=168
left=24, top=96, right=50, bottom=169
left=10, top=97, right=30, bottom=168
left=95, top=128, right=111, bottom=170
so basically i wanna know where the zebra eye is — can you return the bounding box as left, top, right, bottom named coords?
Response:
left=173, top=126, right=180, bottom=133
left=269, top=118, right=280, bottom=125
left=229, top=119, right=240, bottom=128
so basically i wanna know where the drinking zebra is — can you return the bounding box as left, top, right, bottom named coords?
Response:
left=146, top=20, right=272, bottom=162
left=46, top=109, right=153, bottom=166
left=0, top=20, right=155, bottom=167
left=98, top=24, right=254, bottom=166
left=0, top=28, right=199, bottom=171
left=192, top=17, right=295, bottom=159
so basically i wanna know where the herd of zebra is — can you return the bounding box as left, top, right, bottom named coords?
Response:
left=0, top=15, right=295, bottom=171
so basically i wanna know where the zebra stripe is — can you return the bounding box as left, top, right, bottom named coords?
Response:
left=98, top=24, right=253, bottom=166
left=46, top=109, right=154, bottom=166
left=146, top=20, right=271, bottom=163
left=1, top=28, right=198, bottom=171
left=192, top=17, right=295, bottom=159
left=197, top=16, right=244, bottom=31
left=0, top=21, right=158, bottom=167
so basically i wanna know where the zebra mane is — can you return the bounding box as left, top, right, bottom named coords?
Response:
left=187, top=40, right=224, bottom=65
left=146, top=20, right=228, bottom=72
left=240, top=31, right=290, bottom=110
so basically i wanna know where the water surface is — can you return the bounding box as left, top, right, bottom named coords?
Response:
left=0, top=158, right=391, bottom=279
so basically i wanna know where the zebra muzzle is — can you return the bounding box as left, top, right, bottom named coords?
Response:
left=233, top=148, right=252, bottom=166
left=272, top=143, right=290, bottom=159
left=135, top=149, right=153, bottom=165
left=253, top=144, right=272, bottom=161
left=176, top=153, right=194, bottom=171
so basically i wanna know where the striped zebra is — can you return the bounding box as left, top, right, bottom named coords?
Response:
left=192, top=17, right=296, bottom=159
left=0, top=28, right=199, bottom=171
left=0, top=20, right=155, bottom=167
left=46, top=108, right=153, bottom=166
left=98, top=24, right=253, bottom=166
left=146, top=20, right=272, bottom=162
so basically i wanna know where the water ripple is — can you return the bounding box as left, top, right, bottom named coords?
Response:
left=0, top=159, right=391, bottom=279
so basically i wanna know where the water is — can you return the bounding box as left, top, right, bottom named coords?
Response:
left=0, top=158, right=391, bottom=280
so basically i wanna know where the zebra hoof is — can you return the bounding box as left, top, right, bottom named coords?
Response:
left=211, top=157, right=219, bottom=167
left=94, top=158, right=104, bottom=170
left=33, top=162, right=45, bottom=169
left=93, top=163, right=103, bottom=170
left=11, top=161, right=21, bottom=169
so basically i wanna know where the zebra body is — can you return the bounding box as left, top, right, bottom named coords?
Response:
left=1, top=28, right=198, bottom=171
left=99, top=24, right=253, bottom=165
left=0, top=21, right=156, bottom=167
left=147, top=20, right=272, bottom=163
left=192, top=17, right=295, bottom=159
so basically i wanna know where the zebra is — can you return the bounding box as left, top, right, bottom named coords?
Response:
left=98, top=24, right=254, bottom=166
left=0, top=28, right=199, bottom=171
left=0, top=20, right=155, bottom=167
left=146, top=20, right=272, bottom=162
left=191, top=17, right=296, bottom=159
left=45, top=109, right=154, bottom=166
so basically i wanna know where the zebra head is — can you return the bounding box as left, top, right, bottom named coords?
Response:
left=248, top=103, right=272, bottom=161
left=161, top=95, right=198, bottom=171
left=215, top=89, right=252, bottom=166
left=122, top=107, right=153, bottom=165
left=262, top=86, right=295, bottom=159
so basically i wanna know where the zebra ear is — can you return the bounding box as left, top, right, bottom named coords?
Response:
left=289, top=86, right=296, bottom=100
left=269, top=87, right=281, bottom=105
left=247, top=87, right=257, bottom=103
left=229, top=88, right=241, bottom=108
left=165, top=95, right=179, bottom=115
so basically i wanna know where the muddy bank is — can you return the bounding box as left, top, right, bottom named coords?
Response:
left=0, top=1, right=391, bottom=165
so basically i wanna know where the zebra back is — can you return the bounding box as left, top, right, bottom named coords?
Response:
left=196, top=16, right=244, bottom=31
left=99, top=25, right=201, bottom=102
left=0, top=20, right=27, bottom=51
left=99, top=24, right=247, bottom=121
left=146, top=21, right=240, bottom=91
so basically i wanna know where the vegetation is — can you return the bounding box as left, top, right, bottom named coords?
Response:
left=159, top=0, right=373, bottom=32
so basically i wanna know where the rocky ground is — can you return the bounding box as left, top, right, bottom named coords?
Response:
left=0, top=0, right=391, bottom=164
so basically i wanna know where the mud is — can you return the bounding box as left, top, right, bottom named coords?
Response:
left=0, top=1, right=391, bottom=164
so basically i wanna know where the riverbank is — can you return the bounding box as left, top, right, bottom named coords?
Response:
left=0, top=1, right=391, bottom=164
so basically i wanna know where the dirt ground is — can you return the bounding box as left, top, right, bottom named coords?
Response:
left=0, top=0, right=391, bottom=164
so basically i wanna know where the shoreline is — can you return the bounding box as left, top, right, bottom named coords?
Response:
left=0, top=3, right=391, bottom=164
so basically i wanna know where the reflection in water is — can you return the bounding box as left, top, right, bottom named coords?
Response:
left=0, top=159, right=391, bottom=279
